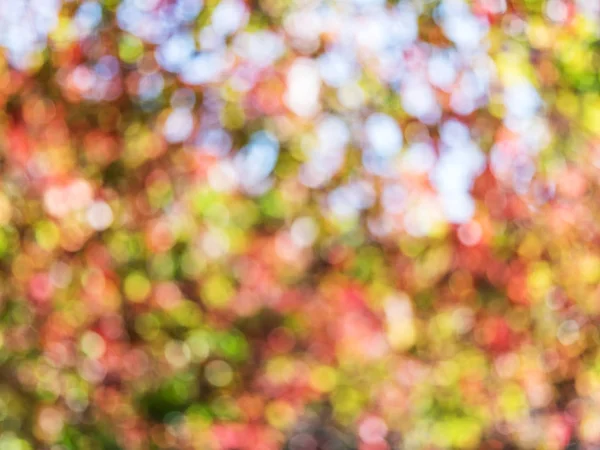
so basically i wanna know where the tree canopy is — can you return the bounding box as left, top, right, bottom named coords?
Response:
left=0, top=0, right=599, bottom=448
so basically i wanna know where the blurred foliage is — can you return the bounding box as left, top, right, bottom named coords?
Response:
left=0, top=0, right=598, bottom=449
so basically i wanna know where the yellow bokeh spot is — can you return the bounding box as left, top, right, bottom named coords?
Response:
left=220, top=104, right=245, bottom=130
left=35, top=220, right=60, bottom=251
left=496, top=51, right=534, bottom=86
left=265, top=401, right=296, bottom=430
left=580, top=254, right=600, bottom=284
left=580, top=415, right=600, bottom=442
left=499, top=384, right=527, bottom=420
left=265, top=357, right=296, bottom=385
left=556, top=91, right=579, bottom=118
left=527, top=19, right=552, bottom=49
left=200, top=274, right=234, bottom=308
left=119, top=35, right=144, bottom=64
left=49, top=16, right=76, bottom=48
left=572, top=15, right=598, bottom=39
left=332, top=387, right=364, bottom=420
left=583, top=97, right=600, bottom=135
left=309, top=365, right=338, bottom=392
left=0, top=193, right=12, bottom=226
left=432, top=417, right=482, bottom=449
left=124, top=271, right=152, bottom=302
left=387, top=320, right=416, bottom=351
left=527, top=262, right=552, bottom=298
left=518, top=233, right=542, bottom=260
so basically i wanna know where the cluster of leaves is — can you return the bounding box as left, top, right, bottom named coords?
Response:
left=0, top=0, right=598, bottom=449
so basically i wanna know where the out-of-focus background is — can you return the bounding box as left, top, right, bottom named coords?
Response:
left=0, top=0, right=598, bottom=448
